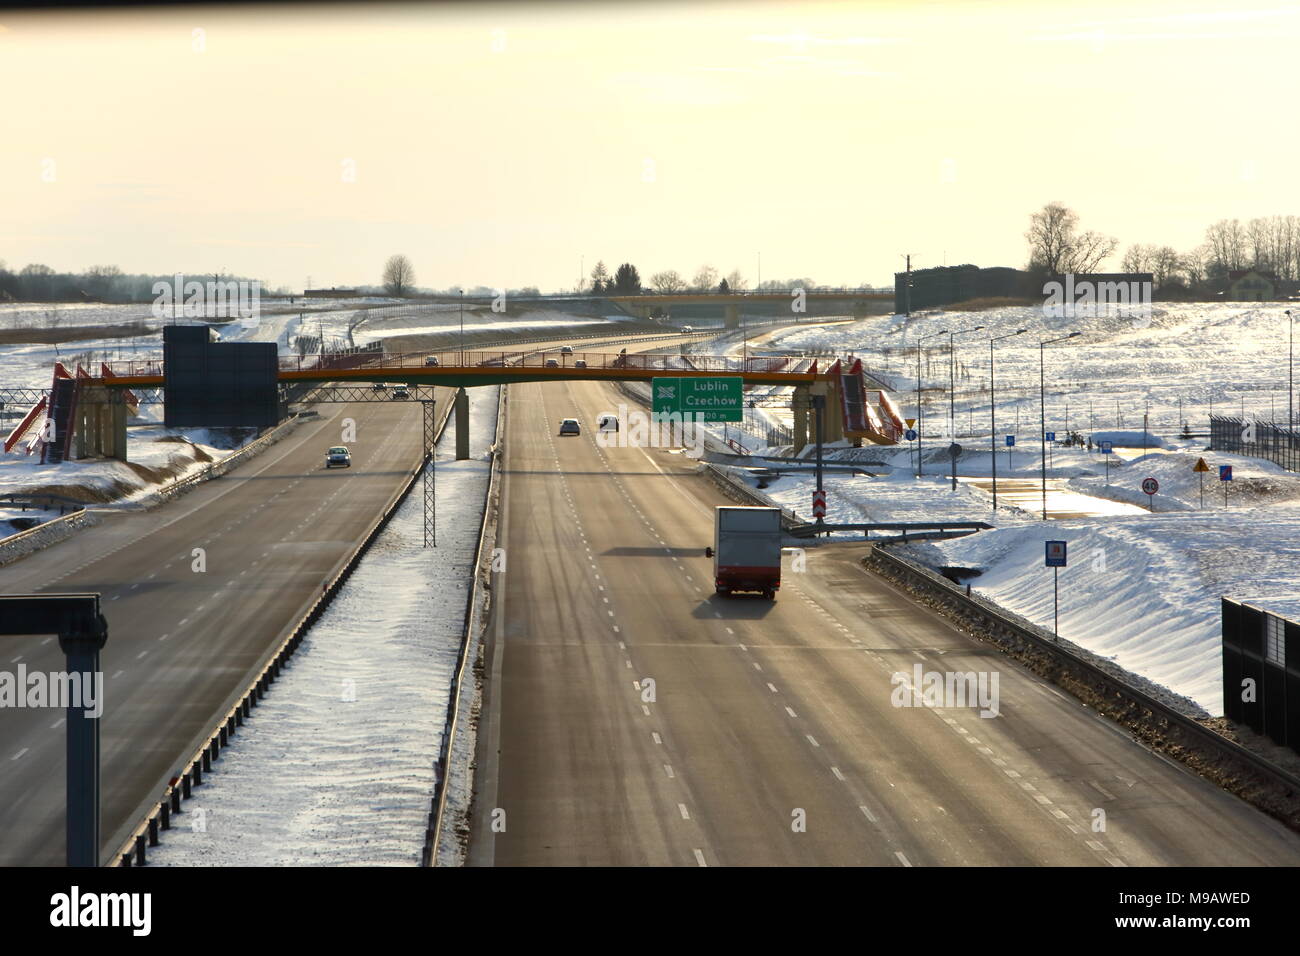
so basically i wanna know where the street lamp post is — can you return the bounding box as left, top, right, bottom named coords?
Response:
left=459, top=289, right=464, bottom=365
left=948, top=326, right=985, bottom=440
left=1040, top=332, right=1082, bottom=520
left=1288, top=309, right=1293, bottom=436
left=916, top=329, right=949, bottom=478
left=989, top=329, right=1028, bottom=510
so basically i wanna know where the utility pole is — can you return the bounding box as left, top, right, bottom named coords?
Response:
left=902, top=254, right=913, bottom=317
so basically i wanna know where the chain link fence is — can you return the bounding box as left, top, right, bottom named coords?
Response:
left=1210, top=415, right=1300, bottom=472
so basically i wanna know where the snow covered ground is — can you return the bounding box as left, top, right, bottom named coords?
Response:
left=147, top=385, right=498, bottom=866
left=693, top=306, right=1300, bottom=717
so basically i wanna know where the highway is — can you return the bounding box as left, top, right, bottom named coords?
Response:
left=470, top=375, right=1300, bottom=865
left=0, top=394, right=431, bottom=865
left=0, top=328, right=700, bottom=866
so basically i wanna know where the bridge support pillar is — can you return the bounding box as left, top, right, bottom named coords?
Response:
left=793, top=386, right=810, bottom=452
left=724, top=303, right=740, bottom=329
left=823, top=377, right=844, bottom=443
left=455, top=387, right=470, bottom=461
left=101, top=394, right=128, bottom=462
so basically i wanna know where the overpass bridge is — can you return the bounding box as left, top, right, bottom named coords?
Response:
left=367, top=289, right=893, bottom=326
left=7, top=344, right=903, bottom=469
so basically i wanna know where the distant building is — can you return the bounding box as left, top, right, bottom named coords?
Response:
left=1226, top=270, right=1277, bottom=301
left=893, top=265, right=1033, bottom=312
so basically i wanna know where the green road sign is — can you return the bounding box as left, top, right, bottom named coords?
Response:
left=651, top=376, right=743, bottom=422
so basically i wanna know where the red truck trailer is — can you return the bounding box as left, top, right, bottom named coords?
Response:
left=706, top=506, right=783, bottom=599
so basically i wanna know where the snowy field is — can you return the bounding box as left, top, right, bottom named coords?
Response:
left=148, top=385, right=499, bottom=866
left=697, top=305, right=1300, bottom=717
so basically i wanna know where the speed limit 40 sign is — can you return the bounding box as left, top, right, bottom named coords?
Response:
left=1142, top=477, right=1159, bottom=495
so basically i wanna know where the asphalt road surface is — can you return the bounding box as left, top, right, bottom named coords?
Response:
left=470, top=376, right=1300, bottom=866
left=0, top=394, right=431, bottom=865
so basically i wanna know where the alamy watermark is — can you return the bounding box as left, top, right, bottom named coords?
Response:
left=0, top=665, right=104, bottom=718
left=595, top=404, right=706, bottom=459
left=890, top=664, right=1000, bottom=719
left=1042, top=274, right=1151, bottom=320
left=152, top=273, right=261, bottom=327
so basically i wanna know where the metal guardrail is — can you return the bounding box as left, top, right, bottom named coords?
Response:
left=866, top=545, right=1300, bottom=801
left=110, top=398, right=456, bottom=866
left=423, top=386, right=506, bottom=865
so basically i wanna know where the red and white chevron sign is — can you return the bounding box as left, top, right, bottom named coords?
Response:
left=812, top=489, right=827, bottom=518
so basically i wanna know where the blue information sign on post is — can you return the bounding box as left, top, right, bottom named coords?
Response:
left=904, top=428, right=917, bottom=441
left=1045, top=540, right=1066, bottom=638
left=1100, top=440, right=1112, bottom=454
left=1045, top=431, right=1056, bottom=442
left=1005, top=435, right=1015, bottom=447
left=1220, top=465, right=1233, bottom=481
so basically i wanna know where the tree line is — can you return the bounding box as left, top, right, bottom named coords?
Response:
left=1025, top=201, right=1300, bottom=293
left=0, top=262, right=285, bottom=304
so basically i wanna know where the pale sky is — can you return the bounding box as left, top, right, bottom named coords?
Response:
left=2, top=0, right=1298, bottom=292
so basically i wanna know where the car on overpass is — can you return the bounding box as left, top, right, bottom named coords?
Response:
left=560, top=345, right=573, bottom=354
left=424, top=356, right=439, bottom=367
left=325, top=446, right=352, bottom=468
left=371, top=382, right=386, bottom=392
left=559, top=418, right=581, bottom=436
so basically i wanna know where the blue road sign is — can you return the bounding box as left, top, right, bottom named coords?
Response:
left=1220, top=465, right=1233, bottom=481
left=1045, top=540, right=1067, bottom=567
left=1045, top=431, right=1056, bottom=442
left=904, top=428, right=917, bottom=441
left=1005, top=435, right=1015, bottom=447
left=1100, top=440, right=1112, bottom=454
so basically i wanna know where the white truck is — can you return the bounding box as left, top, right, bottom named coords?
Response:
left=705, top=506, right=783, bottom=599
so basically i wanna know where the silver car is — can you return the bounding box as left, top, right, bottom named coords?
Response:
left=326, top=445, right=352, bottom=468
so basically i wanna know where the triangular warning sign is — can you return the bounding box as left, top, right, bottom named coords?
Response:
left=1193, top=457, right=1210, bottom=472
left=905, top=418, right=916, bottom=428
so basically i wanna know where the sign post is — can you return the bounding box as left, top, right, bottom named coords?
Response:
left=1220, top=464, right=1232, bottom=507
left=1141, top=476, right=1159, bottom=511
left=1101, top=440, right=1112, bottom=484
left=1045, top=540, right=1066, bottom=639
left=1193, top=456, right=1210, bottom=508
left=1005, top=434, right=1015, bottom=474
left=1045, top=431, right=1056, bottom=474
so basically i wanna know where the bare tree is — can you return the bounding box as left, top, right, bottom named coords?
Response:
left=691, top=265, right=718, bottom=291
left=1150, top=246, right=1182, bottom=286
left=382, top=254, right=415, bottom=296
left=1025, top=202, right=1116, bottom=274
left=649, top=270, right=686, bottom=293
left=1204, top=219, right=1247, bottom=273
left=1121, top=244, right=1153, bottom=274
left=725, top=269, right=748, bottom=291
